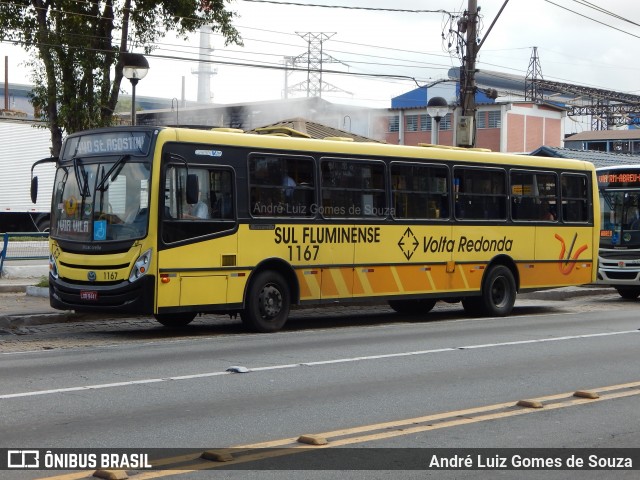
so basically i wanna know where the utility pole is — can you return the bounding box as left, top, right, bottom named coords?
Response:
left=460, top=0, right=478, bottom=122
left=455, top=0, right=479, bottom=147
left=456, top=0, right=510, bottom=147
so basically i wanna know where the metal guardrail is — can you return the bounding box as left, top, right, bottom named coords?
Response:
left=0, top=232, right=49, bottom=278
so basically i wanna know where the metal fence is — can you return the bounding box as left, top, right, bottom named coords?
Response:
left=0, top=232, right=49, bottom=277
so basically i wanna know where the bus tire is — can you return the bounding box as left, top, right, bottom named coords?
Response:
left=615, top=286, right=640, bottom=300
left=241, top=270, right=290, bottom=332
left=35, top=217, right=50, bottom=233
left=154, top=312, right=197, bottom=328
left=480, top=265, right=516, bottom=317
left=388, top=299, right=436, bottom=315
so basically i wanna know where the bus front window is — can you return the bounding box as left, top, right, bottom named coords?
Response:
left=51, top=160, right=151, bottom=242
left=600, top=190, right=640, bottom=246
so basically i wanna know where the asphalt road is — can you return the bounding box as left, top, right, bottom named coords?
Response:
left=1, top=295, right=639, bottom=480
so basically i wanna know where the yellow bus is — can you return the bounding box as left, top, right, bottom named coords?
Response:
left=31, top=126, right=599, bottom=332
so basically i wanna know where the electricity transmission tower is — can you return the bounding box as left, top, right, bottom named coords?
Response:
left=525, top=46, right=544, bottom=103
left=284, top=32, right=350, bottom=98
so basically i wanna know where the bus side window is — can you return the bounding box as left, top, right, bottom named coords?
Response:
left=391, top=162, right=448, bottom=220
left=510, top=170, right=557, bottom=222
left=249, top=154, right=315, bottom=218
left=561, top=174, right=589, bottom=222
left=161, top=165, right=235, bottom=244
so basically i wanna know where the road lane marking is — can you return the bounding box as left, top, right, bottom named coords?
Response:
left=32, top=381, right=640, bottom=479
left=3, top=330, right=639, bottom=400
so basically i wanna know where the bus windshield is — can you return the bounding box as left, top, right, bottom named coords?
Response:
left=600, top=189, right=640, bottom=247
left=51, top=157, right=151, bottom=242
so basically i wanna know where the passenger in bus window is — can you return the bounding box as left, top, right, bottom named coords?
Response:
left=282, top=174, right=296, bottom=200
left=192, top=197, right=210, bottom=219
left=540, top=201, right=556, bottom=221
left=182, top=191, right=210, bottom=219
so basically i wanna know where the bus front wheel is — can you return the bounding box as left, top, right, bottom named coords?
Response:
left=615, top=286, right=640, bottom=300
left=388, top=299, right=436, bottom=315
left=154, top=312, right=197, bottom=328
left=480, top=265, right=516, bottom=317
left=241, top=271, right=290, bottom=333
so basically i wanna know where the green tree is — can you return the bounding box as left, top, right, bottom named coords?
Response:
left=0, top=0, right=241, bottom=156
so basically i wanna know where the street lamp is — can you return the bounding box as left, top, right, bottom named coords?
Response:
left=426, top=96, right=449, bottom=145
left=121, top=52, right=149, bottom=126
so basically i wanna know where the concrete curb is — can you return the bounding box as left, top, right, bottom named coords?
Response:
left=0, top=283, right=32, bottom=293
left=0, top=311, right=107, bottom=333
left=25, top=286, right=49, bottom=297
left=518, top=286, right=615, bottom=301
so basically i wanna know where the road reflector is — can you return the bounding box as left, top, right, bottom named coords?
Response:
left=297, top=434, right=328, bottom=445
left=516, top=399, right=543, bottom=409
left=573, top=390, right=600, bottom=399
left=201, top=450, right=234, bottom=462
left=93, top=470, right=128, bottom=480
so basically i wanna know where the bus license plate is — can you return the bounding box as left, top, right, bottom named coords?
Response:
left=80, top=290, right=99, bottom=301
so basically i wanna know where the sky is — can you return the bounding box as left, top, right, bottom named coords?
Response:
left=2, top=0, right=640, bottom=134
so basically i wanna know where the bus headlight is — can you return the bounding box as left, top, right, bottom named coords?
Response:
left=49, top=253, right=59, bottom=279
left=129, top=248, right=152, bottom=283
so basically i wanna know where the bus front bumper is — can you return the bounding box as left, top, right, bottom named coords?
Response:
left=49, top=275, right=155, bottom=314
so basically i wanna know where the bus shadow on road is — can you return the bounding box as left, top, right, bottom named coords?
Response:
left=91, top=302, right=562, bottom=340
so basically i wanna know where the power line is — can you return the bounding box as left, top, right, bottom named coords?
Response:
left=238, top=0, right=455, bottom=14
left=569, top=0, right=640, bottom=28
left=544, top=0, right=640, bottom=39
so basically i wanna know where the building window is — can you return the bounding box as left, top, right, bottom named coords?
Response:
left=488, top=111, right=501, bottom=128
left=612, top=140, right=631, bottom=153
left=585, top=141, right=606, bottom=152
left=476, top=112, right=487, bottom=129
left=419, top=114, right=431, bottom=131
left=405, top=115, right=418, bottom=132
left=388, top=116, right=399, bottom=132
left=439, top=113, right=452, bottom=130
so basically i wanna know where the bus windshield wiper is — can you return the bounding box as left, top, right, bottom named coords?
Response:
left=96, top=154, right=131, bottom=192
left=72, top=156, right=91, bottom=199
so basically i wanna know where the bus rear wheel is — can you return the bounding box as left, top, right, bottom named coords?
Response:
left=154, top=312, right=197, bottom=328
left=615, top=286, right=640, bottom=300
left=241, top=271, right=290, bottom=333
left=480, top=265, right=516, bottom=317
left=388, top=299, right=436, bottom=315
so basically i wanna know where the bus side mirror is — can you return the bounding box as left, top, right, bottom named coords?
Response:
left=31, top=176, right=39, bottom=204
left=186, top=174, right=199, bottom=204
